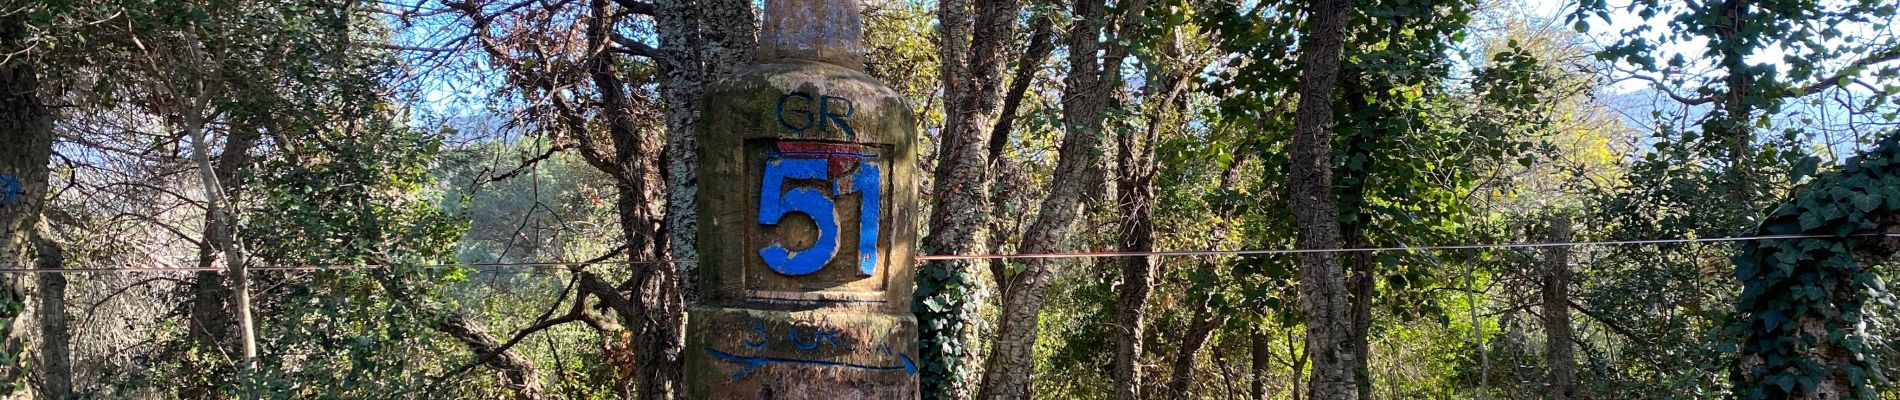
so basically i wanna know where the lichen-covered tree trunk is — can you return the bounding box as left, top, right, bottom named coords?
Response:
left=661, top=0, right=756, bottom=285
left=1541, top=214, right=1574, bottom=400
left=975, top=0, right=1145, bottom=396
left=1110, top=120, right=1159, bottom=400
left=34, top=230, right=69, bottom=400
left=1285, top=0, right=1357, bottom=398
left=0, top=9, right=51, bottom=395
left=619, top=1, right=688, bottom=397
left=917, top=0, right=1022, bottom=396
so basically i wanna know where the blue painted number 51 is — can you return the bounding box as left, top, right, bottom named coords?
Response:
left=757, top=158, right=881, bottom=276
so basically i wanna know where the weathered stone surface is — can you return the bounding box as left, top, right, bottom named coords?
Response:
left=757, top=0, right=863, bottom=69
left=686, top=3, right=919, bottom=395
left=685, top=308, right=918, bottom=398
left=695, top=59, right=919, bottom=311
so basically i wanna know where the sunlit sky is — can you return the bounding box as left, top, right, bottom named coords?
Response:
left=396, top=0, right=1900, bottom=156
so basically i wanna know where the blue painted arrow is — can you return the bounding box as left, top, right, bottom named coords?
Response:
left=705, top=347, right=918, bottom=380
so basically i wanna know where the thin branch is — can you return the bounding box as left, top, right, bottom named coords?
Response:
left=482, top=143, right=576, bottom=185
left=431, top=277, right=584, bottom=388
left=1621, top=73, right=1716, bottom=105
left=609, top=32, right=659, bottom=58
left=608, top=0, right=654, bottom=14
left=1795, top=46, right=1900, bottom=96
left=1567, top=298, right=1643, bottom=342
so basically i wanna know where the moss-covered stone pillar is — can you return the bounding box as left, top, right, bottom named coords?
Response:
left=684, top=0, right=919, bottom=397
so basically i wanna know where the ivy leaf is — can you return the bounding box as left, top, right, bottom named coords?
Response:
left=1853, top=192, right=1882, bottom=212
left=1798, top=212, right=1825, bottom=230
left=1793, top=156, right=1820, bottom=181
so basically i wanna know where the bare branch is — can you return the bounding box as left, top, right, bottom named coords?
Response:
left=609, top=32, right=659, bottom=58
left=1567, top=298, right=1644, bottom=343
left=482, top=143, right=577, bottom=185
left=1621, top=73, right=1716, bottom=105
left=609, top=0, right=655, bottom=14
left=1794, top=47, right=1900, bottom=96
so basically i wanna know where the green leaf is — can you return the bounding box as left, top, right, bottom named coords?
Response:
left=1793, top=156, right=1820, bottom=181
left=1799, top=212, right=1825, bottom=230
left=1854, top=192, right=1882, bottom=212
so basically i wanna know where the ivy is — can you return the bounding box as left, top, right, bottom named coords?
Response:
left=1732, top=131, right=1900, bottom=399
left=914, top=258, right=982, bottom=399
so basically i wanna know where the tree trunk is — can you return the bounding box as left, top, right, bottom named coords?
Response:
left=1335, top=72, right=1376, bottom=400
left=1109, top=33, right=1185, bottom=400
left=0, top=10, right=52, bottom=395
left=1541, top=214, right=1574, bottom=400
left=977, top=9, right=1056, bottom=332
left=976, top=0, right=1145, bottom=396
left=34, top=229, right=70, bottom=400
left=918, top=0, right=1024, bottom=396
left=1110, top=130, right=1159, bottom=400
left=183, top=98, right=258, bottom=396
left=661, top=0, right=756, bottom=291
left=607, top=0, right=695, bottom=396
left=1251, top=328, right=1271, bottom=400
left=1290, top=327, right=1308, bottom=400
left=1167, top=299, right=1221, bottom=399
left=1714, top=0, right=1754, bottom=205
left=436, top=312, right=548, bottom=400
left=1344, top=227, right=1373, bottom=400
left=986, top=13, right=1057, bottom=165
left=1285, top=0, right=1357, bottom=398
left=184, top=123, right=258, bottom=399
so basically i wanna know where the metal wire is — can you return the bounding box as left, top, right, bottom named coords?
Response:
left=912, top=233, right=1900, bottom=260
left=1, top=232, right=1890, bottom=274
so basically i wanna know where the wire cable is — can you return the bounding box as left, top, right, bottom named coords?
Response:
left=2, top=232, right=1891, bottom=274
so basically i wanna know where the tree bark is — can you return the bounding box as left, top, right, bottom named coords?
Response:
left=1109, top=32, right=1187, bottom=400
left=1251, top=328, right=1271, bottom=400
left=1167, top=299, right=1221, bottom=399
left=34, top=228, right=70, bottom=400
left=182, top=95, right=259, bottom=395
left=1343, top=226, right=1374, bottom=400
left=1541, top=214, right=1574, bottom=400
left=1110, top=112, right=1159, bottom=400
left=183, top=123, right=258, bottom=400
left=605, top=0, right=698, bottom=396
left=0, top=10, right=52, bottom=395
left=986, top=13, right=1057, bottom=165
left=1285, top=0, right=1358, bottom=398
left=918, top=0, right=1023, bottom=396
left=436, top=312, right=548, bottom=400
left=661, top=0, right=756, bottom=292
left=975, top=0, right=1145, bottom=396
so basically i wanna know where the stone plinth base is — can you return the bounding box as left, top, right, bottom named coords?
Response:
left=685, top=306, right=919, bottom=399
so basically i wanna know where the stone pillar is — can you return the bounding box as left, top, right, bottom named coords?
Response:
left=685, top=0, right=920, bottom=397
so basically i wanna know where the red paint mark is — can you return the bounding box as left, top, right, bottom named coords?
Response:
left=774, top=142, right=876, bottom=176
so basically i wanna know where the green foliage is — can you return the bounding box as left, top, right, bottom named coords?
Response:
left=915, top=258, right=982, bottom=399
left=237, top=108, right=472, bottom=398
left=1732, top=132, right=1900, bottom=399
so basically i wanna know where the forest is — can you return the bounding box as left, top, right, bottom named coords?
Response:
left=2, top=0, right=1900, bottom=398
